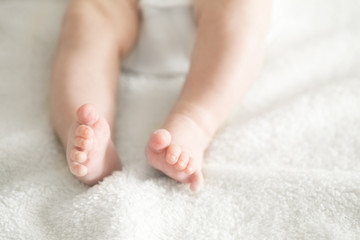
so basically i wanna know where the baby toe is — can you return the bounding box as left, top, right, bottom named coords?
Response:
left=70, top=162, right=88, bottom=177
left=70, top=149, right=87, bottom=163
left=190, top=170, right=204, bottom=192
left=148, top=129, right=171, bottom=152
left=175, top=152, right=190, bottom=171
left=75, top=125, right=94, bottom=139
left=77, top=104, right=99, bottom=126
left=74, top=137, right=93, bottom=151
left=166, top=144, right=181, bottom=165
left=184, top=158, right=196, bottom=175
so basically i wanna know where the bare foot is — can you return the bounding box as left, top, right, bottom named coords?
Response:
left=66, top=104, right=121, bottom=185
left=145, top=114, right=210, bottom=192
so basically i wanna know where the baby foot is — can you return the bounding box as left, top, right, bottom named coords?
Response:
left=66, top=104, right=120, bottom=185
left=145, top=114, right=211, bottom=192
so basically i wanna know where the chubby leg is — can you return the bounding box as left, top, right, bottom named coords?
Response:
left=146, top=0, right=271, bottom=191
left=50, top=0, right=139, bottom=185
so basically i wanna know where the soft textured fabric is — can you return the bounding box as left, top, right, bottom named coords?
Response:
left=1, top=0, right=360, bottom=239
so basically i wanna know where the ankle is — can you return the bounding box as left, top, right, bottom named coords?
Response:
left=166, top=101, right=218, bottom=140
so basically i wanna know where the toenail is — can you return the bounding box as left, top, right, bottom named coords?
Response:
left=170, top=155, right=177, bottom=162
left=74, top=151, right=86, bottom=162
left=77, top=139, right=88, bottom=148
left=78, top=166, right=88, bottom=176
left=178, top=161, right=185, bottom=167
left=153, top=129, right=170, bottom=142
left=83, top=139, right=89, bottom=145
left=153, top=129, right=163, bottom=135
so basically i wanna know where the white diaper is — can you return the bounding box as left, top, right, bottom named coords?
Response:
left=122, top=0, right=195, bottom=75
left=140, top=0, right=192, bottom=7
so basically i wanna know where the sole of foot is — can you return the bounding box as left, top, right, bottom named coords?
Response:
left=66, top=104, right=120, bottom=185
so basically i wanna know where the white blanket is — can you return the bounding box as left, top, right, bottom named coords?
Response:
left=1, top=0, right=360, bottom=239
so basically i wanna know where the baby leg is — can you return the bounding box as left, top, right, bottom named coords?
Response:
left=146, top=0, right=271, bottom=191
left=51, top=0, right=139, bottom=185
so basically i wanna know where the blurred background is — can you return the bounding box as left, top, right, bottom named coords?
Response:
left=0, top=0, right=360, bottom=239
